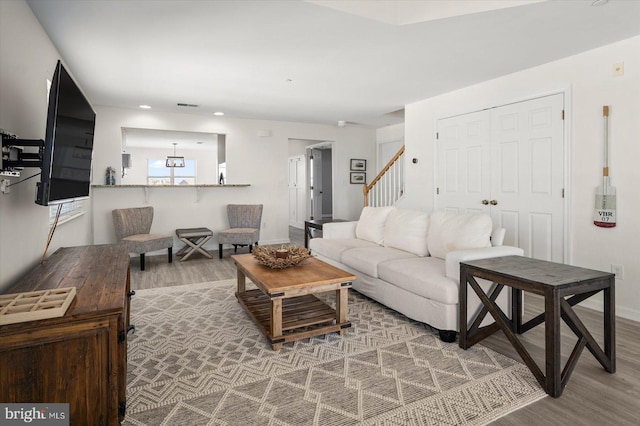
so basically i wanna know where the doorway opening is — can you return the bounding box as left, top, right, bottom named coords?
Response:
left=308, top=144, right=333, bottom=221
left=287, top=139, right=334, bottom=229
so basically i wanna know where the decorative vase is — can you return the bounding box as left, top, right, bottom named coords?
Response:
left=105, top=167, right=116, bottom=185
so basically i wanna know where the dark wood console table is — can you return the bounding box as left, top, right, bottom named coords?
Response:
left=459, top=255, right=615, bottom=397
left=304, top=219, right=348, bottom=248
left=0, top=244, right=131, bottom=424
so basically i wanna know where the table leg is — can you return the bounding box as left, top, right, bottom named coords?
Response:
left=237, top=269, right=246, bottom=294
left=336, top=287, right=349, bottom=335
left=545, top=290, right=562, bottom=397
left=459, top=265, right=469, bottom=349
left=512, top=287, right=523, bottom=333
left=304, top=223, right=311, bottom=248
left=271, top=298, right=283, bottom=350
left=604, top=277, right=616, bottom=373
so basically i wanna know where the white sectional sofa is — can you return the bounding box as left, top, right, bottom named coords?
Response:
left=309, top=207, right=523, bottom=342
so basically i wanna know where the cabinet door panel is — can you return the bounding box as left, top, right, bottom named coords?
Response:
left=0, top=323, right=112, bottom=426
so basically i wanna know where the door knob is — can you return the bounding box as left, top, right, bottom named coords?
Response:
left=482, top=199, right=489, bottom=205
left=490, top=200, right=498, bottom=205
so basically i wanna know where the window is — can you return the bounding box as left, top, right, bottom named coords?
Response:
left=147, top=158, right=196, bottom=185
left=49, top=201, right=84, bottom=225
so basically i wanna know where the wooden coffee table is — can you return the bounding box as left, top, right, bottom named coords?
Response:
left=232, top=254, right=356, bottom=350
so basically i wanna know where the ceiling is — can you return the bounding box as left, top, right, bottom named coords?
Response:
left=26, top=0, right=640, bottom=128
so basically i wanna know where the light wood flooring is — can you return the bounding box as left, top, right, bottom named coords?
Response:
left=130, top=227, right=640, bottom=425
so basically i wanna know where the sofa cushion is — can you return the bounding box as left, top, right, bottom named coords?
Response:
left=427, top=211, right=492, bottom=260
left=355, top=206, right=394, bottom=245
left=378, top=257, right=458, bottom=304
left=341, top=246, right=417, bottom=278
left=309, top=238, right=378, bottom=263
left=383, top=209, right=430, bottom=256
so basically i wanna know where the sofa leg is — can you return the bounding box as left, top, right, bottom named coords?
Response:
left=168, top=247, right=173, bottom=263
left=438, top=329, right=457, bottom=343
left=219, top=244, right=223, bottom=259
left=140, top=253, right=145, bottom=271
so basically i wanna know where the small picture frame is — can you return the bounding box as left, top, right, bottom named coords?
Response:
left=350, top=159, right=366, bottom=171
left=350, top=172, right=366, bottom=184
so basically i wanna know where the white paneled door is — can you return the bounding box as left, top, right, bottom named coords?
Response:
left=288, top=155, right=306, bottom=229
left=435, top=93, right=565, bottom=262
left=436, top=109, right=491, bottom=216
left=311, top=149, right=324, bottom=220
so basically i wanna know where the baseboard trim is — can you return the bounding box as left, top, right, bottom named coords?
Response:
left=579, top=298, right=640, bottom=323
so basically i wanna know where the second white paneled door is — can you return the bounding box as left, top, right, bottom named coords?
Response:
left=288, top=155, right=306, bottom=229
left=435, top=93, right=565, bottom=262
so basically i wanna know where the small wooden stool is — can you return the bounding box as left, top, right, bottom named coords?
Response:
left=175, top=227, right=213, bottom=261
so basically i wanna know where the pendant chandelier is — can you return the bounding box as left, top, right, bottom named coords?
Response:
left=166, top=142, right=185, bottom=167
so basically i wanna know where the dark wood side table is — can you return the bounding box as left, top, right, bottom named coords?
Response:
left=459, top=255, right=615, bottom=397
left=304, top=219, right=348, bottom=248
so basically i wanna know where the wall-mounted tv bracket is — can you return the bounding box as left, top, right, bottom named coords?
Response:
left=1, top=132, right=44, bottom=174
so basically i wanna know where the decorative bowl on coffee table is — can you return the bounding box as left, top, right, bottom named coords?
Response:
left=252, top=245, right=311, bottom=269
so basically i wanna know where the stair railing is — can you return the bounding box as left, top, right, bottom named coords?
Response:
left=363, top=145, right=405, bottom=207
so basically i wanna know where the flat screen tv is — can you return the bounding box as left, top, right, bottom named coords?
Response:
left=36, top=60, right=96, bottom=206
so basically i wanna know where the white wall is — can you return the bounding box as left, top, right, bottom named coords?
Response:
left=400, top=36, right=640, bottom=321
left=289, top=139, right=323, bottom=157
left=0, top=0, right=93, bottom=291
left=91, top=106, right=375, bottom=251
left=376, top=123, right=404, bottom=144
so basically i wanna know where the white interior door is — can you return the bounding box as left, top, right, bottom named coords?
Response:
left=311, top=149, right=323, bottom=220
left=490, top=94, right=564, bottom=261
left=288, top=155, right=306, bottom=228
left=435, top=109, right=491, bottom=215
left=436, top=93, right=565, bottom=262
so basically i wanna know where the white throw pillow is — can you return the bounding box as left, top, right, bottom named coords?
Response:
left=383, top=209, right=430, bottom=256
left=427, top=210, right=492, bottom=259
left=355, top=206, right=394, bottom=245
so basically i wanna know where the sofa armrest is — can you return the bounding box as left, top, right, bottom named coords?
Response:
left=322, top=221, right=358, bottom=239
left=445, top=246, right=524, bottom=281
left=491, top=228, right=506, bottom=246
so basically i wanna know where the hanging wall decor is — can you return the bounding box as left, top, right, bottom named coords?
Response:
left=594, top=105, right=616, bottom=228
left=350, top=159, right=366, bottom=171
left=350, top=172, right=366, bottom=184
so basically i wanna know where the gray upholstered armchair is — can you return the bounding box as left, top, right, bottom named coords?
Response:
left=112, top=206, right=173, bottom=271
left=218, top=204, right=263, bottom=258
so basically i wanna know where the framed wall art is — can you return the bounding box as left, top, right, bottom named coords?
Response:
left=350, top=159, right=366, bottom=171
left=350, top=172, right=366, bottom=184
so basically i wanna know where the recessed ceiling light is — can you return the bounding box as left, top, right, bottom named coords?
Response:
left=139, top=104, right=151, bottom=109
left=213, top=112, right=224, bottom=116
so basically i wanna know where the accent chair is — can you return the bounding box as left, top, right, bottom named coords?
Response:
left=218, top=204, right=263, bottom=258
left=112, top=206, right=173, bottom=270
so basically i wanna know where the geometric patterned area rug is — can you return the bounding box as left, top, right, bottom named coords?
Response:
left=123, top=280, right=545, bottom=426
